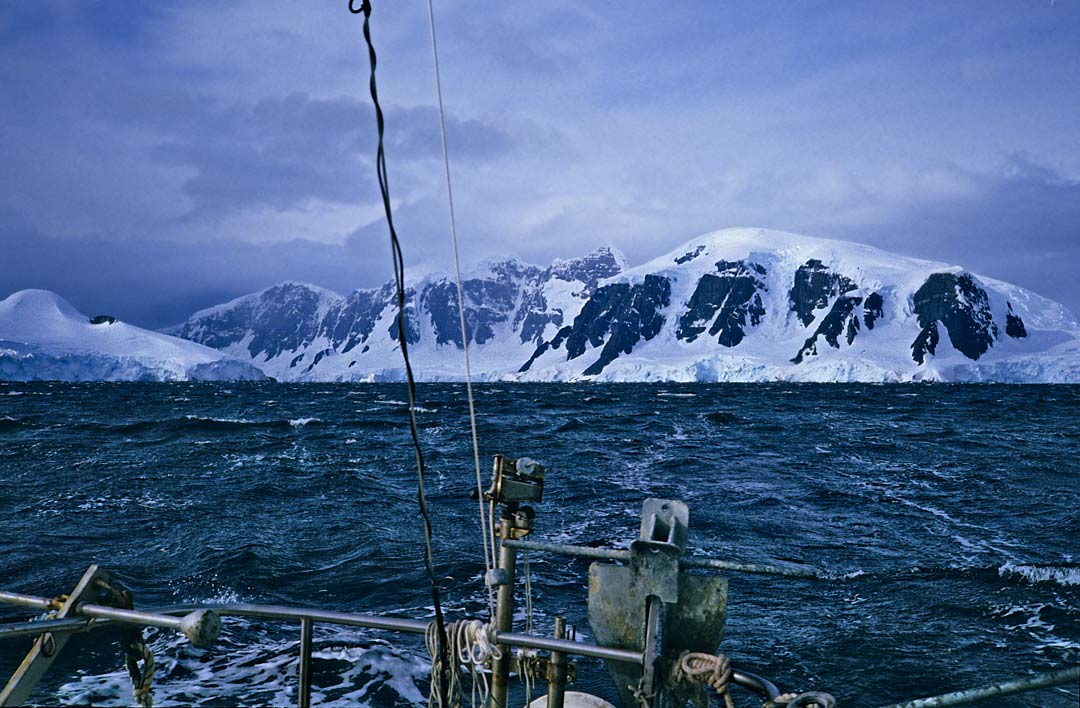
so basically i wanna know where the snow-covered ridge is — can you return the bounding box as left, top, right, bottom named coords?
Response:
left=169, top=229, right=1080, bottom=383
left=0, top=290, right=267, bottom=382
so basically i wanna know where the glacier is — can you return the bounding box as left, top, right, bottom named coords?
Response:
left=0, top=290, right=267, bottom=382
left=167, top=229, right=1080, bottom=383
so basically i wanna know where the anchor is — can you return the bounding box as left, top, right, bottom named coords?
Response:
left=588, top=499, right=728, bottom=708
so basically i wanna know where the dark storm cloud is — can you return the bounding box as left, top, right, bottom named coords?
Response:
left=114, top=91, right=514, bottom=217
left=2, top=0, right=1079, bottom=327
left=839, top=158, right=1080, bottom=317
left=0, top=213, right=389, bottom=330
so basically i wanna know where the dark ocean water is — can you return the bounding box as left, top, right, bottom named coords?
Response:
left=1, top=382, right=1078, bottom=707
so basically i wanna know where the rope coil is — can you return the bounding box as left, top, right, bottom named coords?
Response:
left=677, top=651, right=734, bottom=708
left=426, top=620, right=502, bottom=708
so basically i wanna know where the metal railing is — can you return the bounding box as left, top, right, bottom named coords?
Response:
left=503, top=539, right=825, bottom=579
left=0, top=589, right=794, bottom=707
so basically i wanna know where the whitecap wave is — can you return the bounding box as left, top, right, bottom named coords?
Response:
left=999, top=562, right=1080, bottom=587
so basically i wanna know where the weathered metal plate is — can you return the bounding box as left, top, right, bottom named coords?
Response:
left=662, top=574, right=728, bottom=708
left=588, top=565, right=728, bottom=708
left=588, top=564, right=646, bottom=708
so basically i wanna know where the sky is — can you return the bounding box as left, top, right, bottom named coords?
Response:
left=1, top=1, right=1079, bottom=328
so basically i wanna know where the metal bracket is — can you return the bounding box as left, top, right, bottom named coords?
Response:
left=1, top=565, right=113, bottom=706
left=629, top=499, right=688, bottom=605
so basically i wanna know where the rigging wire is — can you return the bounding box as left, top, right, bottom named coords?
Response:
left=348, top=2, right=450, bottom=705
left=424, top=0, right=498, bottom=620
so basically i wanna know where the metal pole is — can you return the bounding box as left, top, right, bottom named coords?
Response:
left=0, top=592, right=51, bottom=611
left=731, top=670, right=782, bottom=701
left=546, top=617, right=567, bottom=708
left=491, top=518, right=518, bottom=708
left=0, top=589, right=219, bottom=646
left=298, top=618, right=313, bottom=708
left=875, top=666, right=1080, bottom=708
left=493, top=631, right=640, bottom=665
left=502, top=539, right=823, bottom=579
left=0, top=603, right=643, bottom=665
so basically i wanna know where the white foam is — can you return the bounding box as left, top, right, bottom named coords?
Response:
left=999, top=562, right=1080, bottom=587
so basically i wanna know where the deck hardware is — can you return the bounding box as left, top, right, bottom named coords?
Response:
left=785, top=692, right=837, bottom=707
left=484, top=455, right=544, bottom=708
left=588, top=499, right=728, bottom=708
left=486, top=455, right=545, bottom=506
left=546, top=617, right=569, bottom=708
left=298, top=617, right=314, bottom=708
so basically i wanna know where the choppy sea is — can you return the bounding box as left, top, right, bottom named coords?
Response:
left=1, top=382, right=1078, bottom=707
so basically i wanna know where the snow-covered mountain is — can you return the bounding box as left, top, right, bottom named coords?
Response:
left=167, top=247, right=624, bottom=381
left=168, top=229, right=1080, bottom=383
left=0, top=290, right=267, bottom=381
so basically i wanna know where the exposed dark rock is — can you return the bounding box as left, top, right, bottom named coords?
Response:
left=322, top=285, right=392, bottom=354
left=863, top=292, right=884, bottom=330
left=306, top=348, right=334, bottom=372
left=846, top=313, right=860, bottom=345
left=171, top=283, right=330, bottom=362
left=388, top=290, right=421, bottom=345
left=514, top=247, right=624, bottom=345
left=518, top=339, right=550, bottom=373
left=911, top=272, right=997, bottom=362
left=792, top=295, right=863, bottom=364
left=676, top=260, right=767, bottom=346
left=172, top=246, right=625, bottom=375
left=522, top=275, right=671, bottom=375
left=789, top=259, right=857, bottom=326
left=516, top=287, right=561, bottom=345
left=582, top=276, right=671, bottom=376
left=89, top=315, right=116, bottom=325
left=912, top=321, right=940, bottom=365
left=1006, top=302, right=1027, bottom=339
left=674, top=245, right=705, bottom=265
left=548, top=246, right=623, bottom=295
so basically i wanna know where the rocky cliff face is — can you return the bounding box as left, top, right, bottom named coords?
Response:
left=168, top=229, right=1080, bottom=382
left=168, top=247, right=627, bottom=381
left=675, top=260, right=767, bottom=347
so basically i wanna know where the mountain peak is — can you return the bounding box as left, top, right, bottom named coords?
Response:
left=164, top=230, right=1080, bottom=383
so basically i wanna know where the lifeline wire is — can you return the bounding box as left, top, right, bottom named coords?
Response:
left=425, top=0, right=497, bottom=619
left=349, top=2, right=450, bottom=704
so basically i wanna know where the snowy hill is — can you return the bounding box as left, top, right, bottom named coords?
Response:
left=0, top=290, right=267, bottom=381
left=168, top=230, right=1080, bottom=383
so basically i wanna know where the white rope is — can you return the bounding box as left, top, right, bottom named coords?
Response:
left=424, top=0, right=496, bottom=621
left=517, top=647, right=539, bottom=708
left=427, top=620, right=502, bottom=708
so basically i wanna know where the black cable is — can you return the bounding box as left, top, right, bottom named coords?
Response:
left=349, top=2, right=450, bottom=704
